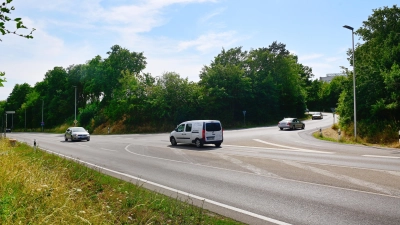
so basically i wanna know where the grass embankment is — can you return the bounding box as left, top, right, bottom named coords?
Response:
left=313, top=124, right=400, bottom=148
left=0, top=139, right=242, bottom=225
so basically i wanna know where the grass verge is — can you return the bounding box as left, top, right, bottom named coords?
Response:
left=312, top=125, right=400, bottom=148
left=0, top=138, right=242, bottom=225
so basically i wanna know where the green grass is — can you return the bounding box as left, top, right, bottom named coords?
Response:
left=0, top=138, right=243, bottom=225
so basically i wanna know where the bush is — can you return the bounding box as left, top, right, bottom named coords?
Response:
left=78, top=103, right=98, bottom=127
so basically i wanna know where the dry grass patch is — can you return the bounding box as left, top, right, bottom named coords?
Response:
left=313, top=125, right=400, bottom=148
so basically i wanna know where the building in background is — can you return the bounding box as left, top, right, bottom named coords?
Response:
left=319, top=73, right=346, bottom=82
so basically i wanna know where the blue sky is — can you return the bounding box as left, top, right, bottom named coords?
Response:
left=1, top=0, right=398, bottom=100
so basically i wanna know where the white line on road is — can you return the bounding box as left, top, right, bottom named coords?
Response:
left=253, top=139, right=334, bottom=154
left=35, top=144, right=291, bottom=225
left=362, top=155, right=400, bottom=159
left=214, top=153, right=281, bottom=178
left=280, top=160, right=400, bottom=196
left=293, top=141, right=322, bottom=147
left=100, top=148, right=117, bottom=152
left=170, top=148, right=195, bottom=164
left=78, top=144, right=89, bottom=147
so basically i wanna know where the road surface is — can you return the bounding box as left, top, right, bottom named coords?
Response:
left=7, top=113, right=400, bottom=225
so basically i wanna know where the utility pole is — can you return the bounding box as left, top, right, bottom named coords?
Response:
left=42, top=99, right=44, bottom=132
left=74, top=86, right=77, bottom=126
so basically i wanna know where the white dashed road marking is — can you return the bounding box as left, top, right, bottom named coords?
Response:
left=362, top=155, right=400, bottom=159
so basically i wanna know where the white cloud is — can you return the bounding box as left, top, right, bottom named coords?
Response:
left=298, top=53, right=324, bottom=61
left=199, top=7, right=225, bottom=24
left=178, top=31, right=239, bottom=53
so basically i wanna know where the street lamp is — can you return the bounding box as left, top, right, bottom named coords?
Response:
left=343, top=25, right=357, bottom=140
left=73, top=86, right=77, bottom=126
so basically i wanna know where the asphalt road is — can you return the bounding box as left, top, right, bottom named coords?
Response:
left=6, top=113, right=400, bottom=225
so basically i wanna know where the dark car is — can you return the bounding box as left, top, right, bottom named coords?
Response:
left=65, top=127, right=90, bottom=141
left=5, top=128, right=11, bottom=133
left=278, top=118, right=305, bottom=130
left=312, top=112, right=323, bottom=120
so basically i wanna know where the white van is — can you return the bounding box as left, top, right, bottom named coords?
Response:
left=170, top=120, right=223, bottom=148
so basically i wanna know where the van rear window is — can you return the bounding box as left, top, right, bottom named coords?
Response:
left=205, top=123, right=221, bottom=131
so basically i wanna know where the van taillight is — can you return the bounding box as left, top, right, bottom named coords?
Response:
left=202, top=129, right=205, bottom=140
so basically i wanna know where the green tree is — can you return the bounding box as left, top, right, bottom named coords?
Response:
left=5, top=83, right=31, bottom=127
left=102, top=45, right=147, bottom=104
left=199, top=47, right=251, bottom=124
left=337, top=5, right=400, bottom=141
left=147, top=72, right=200, bottom=124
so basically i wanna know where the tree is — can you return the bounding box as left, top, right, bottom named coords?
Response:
left=337, top=5, right=400, bottom=141
left=102, top=45, right=147, bottom=103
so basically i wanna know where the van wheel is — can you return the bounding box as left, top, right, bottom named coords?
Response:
left=195, top=139, right=203, bottom=148
left=215, top=143, right=221, bottom=147
left=170, top=137, right=177, bottom=146
left=279, top=127, right=283, bottom=130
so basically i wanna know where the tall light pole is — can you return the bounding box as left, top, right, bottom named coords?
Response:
left=42, top=99, right=44, bottom=132
left=73, top=86, right=77, bottom=126
left=343, top=25, right=357, bottom=141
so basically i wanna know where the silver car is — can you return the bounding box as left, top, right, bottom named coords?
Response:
left=65, top=127, right=90, bottom=141
left=278, top=118, right=305, bottom=130
left=312, top=112, right=323, bottom=120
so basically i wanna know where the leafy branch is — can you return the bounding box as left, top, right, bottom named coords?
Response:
left=0, top=0, right=35, bottom=41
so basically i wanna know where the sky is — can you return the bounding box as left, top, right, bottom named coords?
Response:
left=1, top=0, right=398, bottom=101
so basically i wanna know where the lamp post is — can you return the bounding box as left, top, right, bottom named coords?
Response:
left=42, top=99, right=44, bottom=132
left=73, top=86, right=77, bottom=126
left=343, top=25, right=357, bottom=141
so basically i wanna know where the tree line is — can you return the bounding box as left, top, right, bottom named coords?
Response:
left=1, top=42, right=327, bottom=132
left=1, top=5, right=399, bottom=143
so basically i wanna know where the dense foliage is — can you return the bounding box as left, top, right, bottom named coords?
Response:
left=1, top=43, right=315, bottom=132
left=336, top=5, right=400, bottom=142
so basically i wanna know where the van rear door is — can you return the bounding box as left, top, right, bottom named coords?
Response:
left=204, top=122, right=222, bottom=142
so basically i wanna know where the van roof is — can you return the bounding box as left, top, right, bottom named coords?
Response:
left=184, top=120, right=221, bottom=123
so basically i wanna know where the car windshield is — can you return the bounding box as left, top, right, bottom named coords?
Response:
left=282, top=118, right=293, bottom=122
left=72, top=127, right=86, bottom=132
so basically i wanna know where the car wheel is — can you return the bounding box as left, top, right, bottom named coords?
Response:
left=279, top=127, right=283, bottom=130
left=87, top=138, right=90, bottom=142
left=301, top=124, right=305, bottom=129
left=195, top=139, right=203, bottom=148
left=65, top=136, right=68, bottom=142
left=292, top=125, right=295, bottom=130
left=312, top=117, right=314, bottom=120
left=170, top=137, right=177, bottom=146
left=215, top=143, right=221, bottom=147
